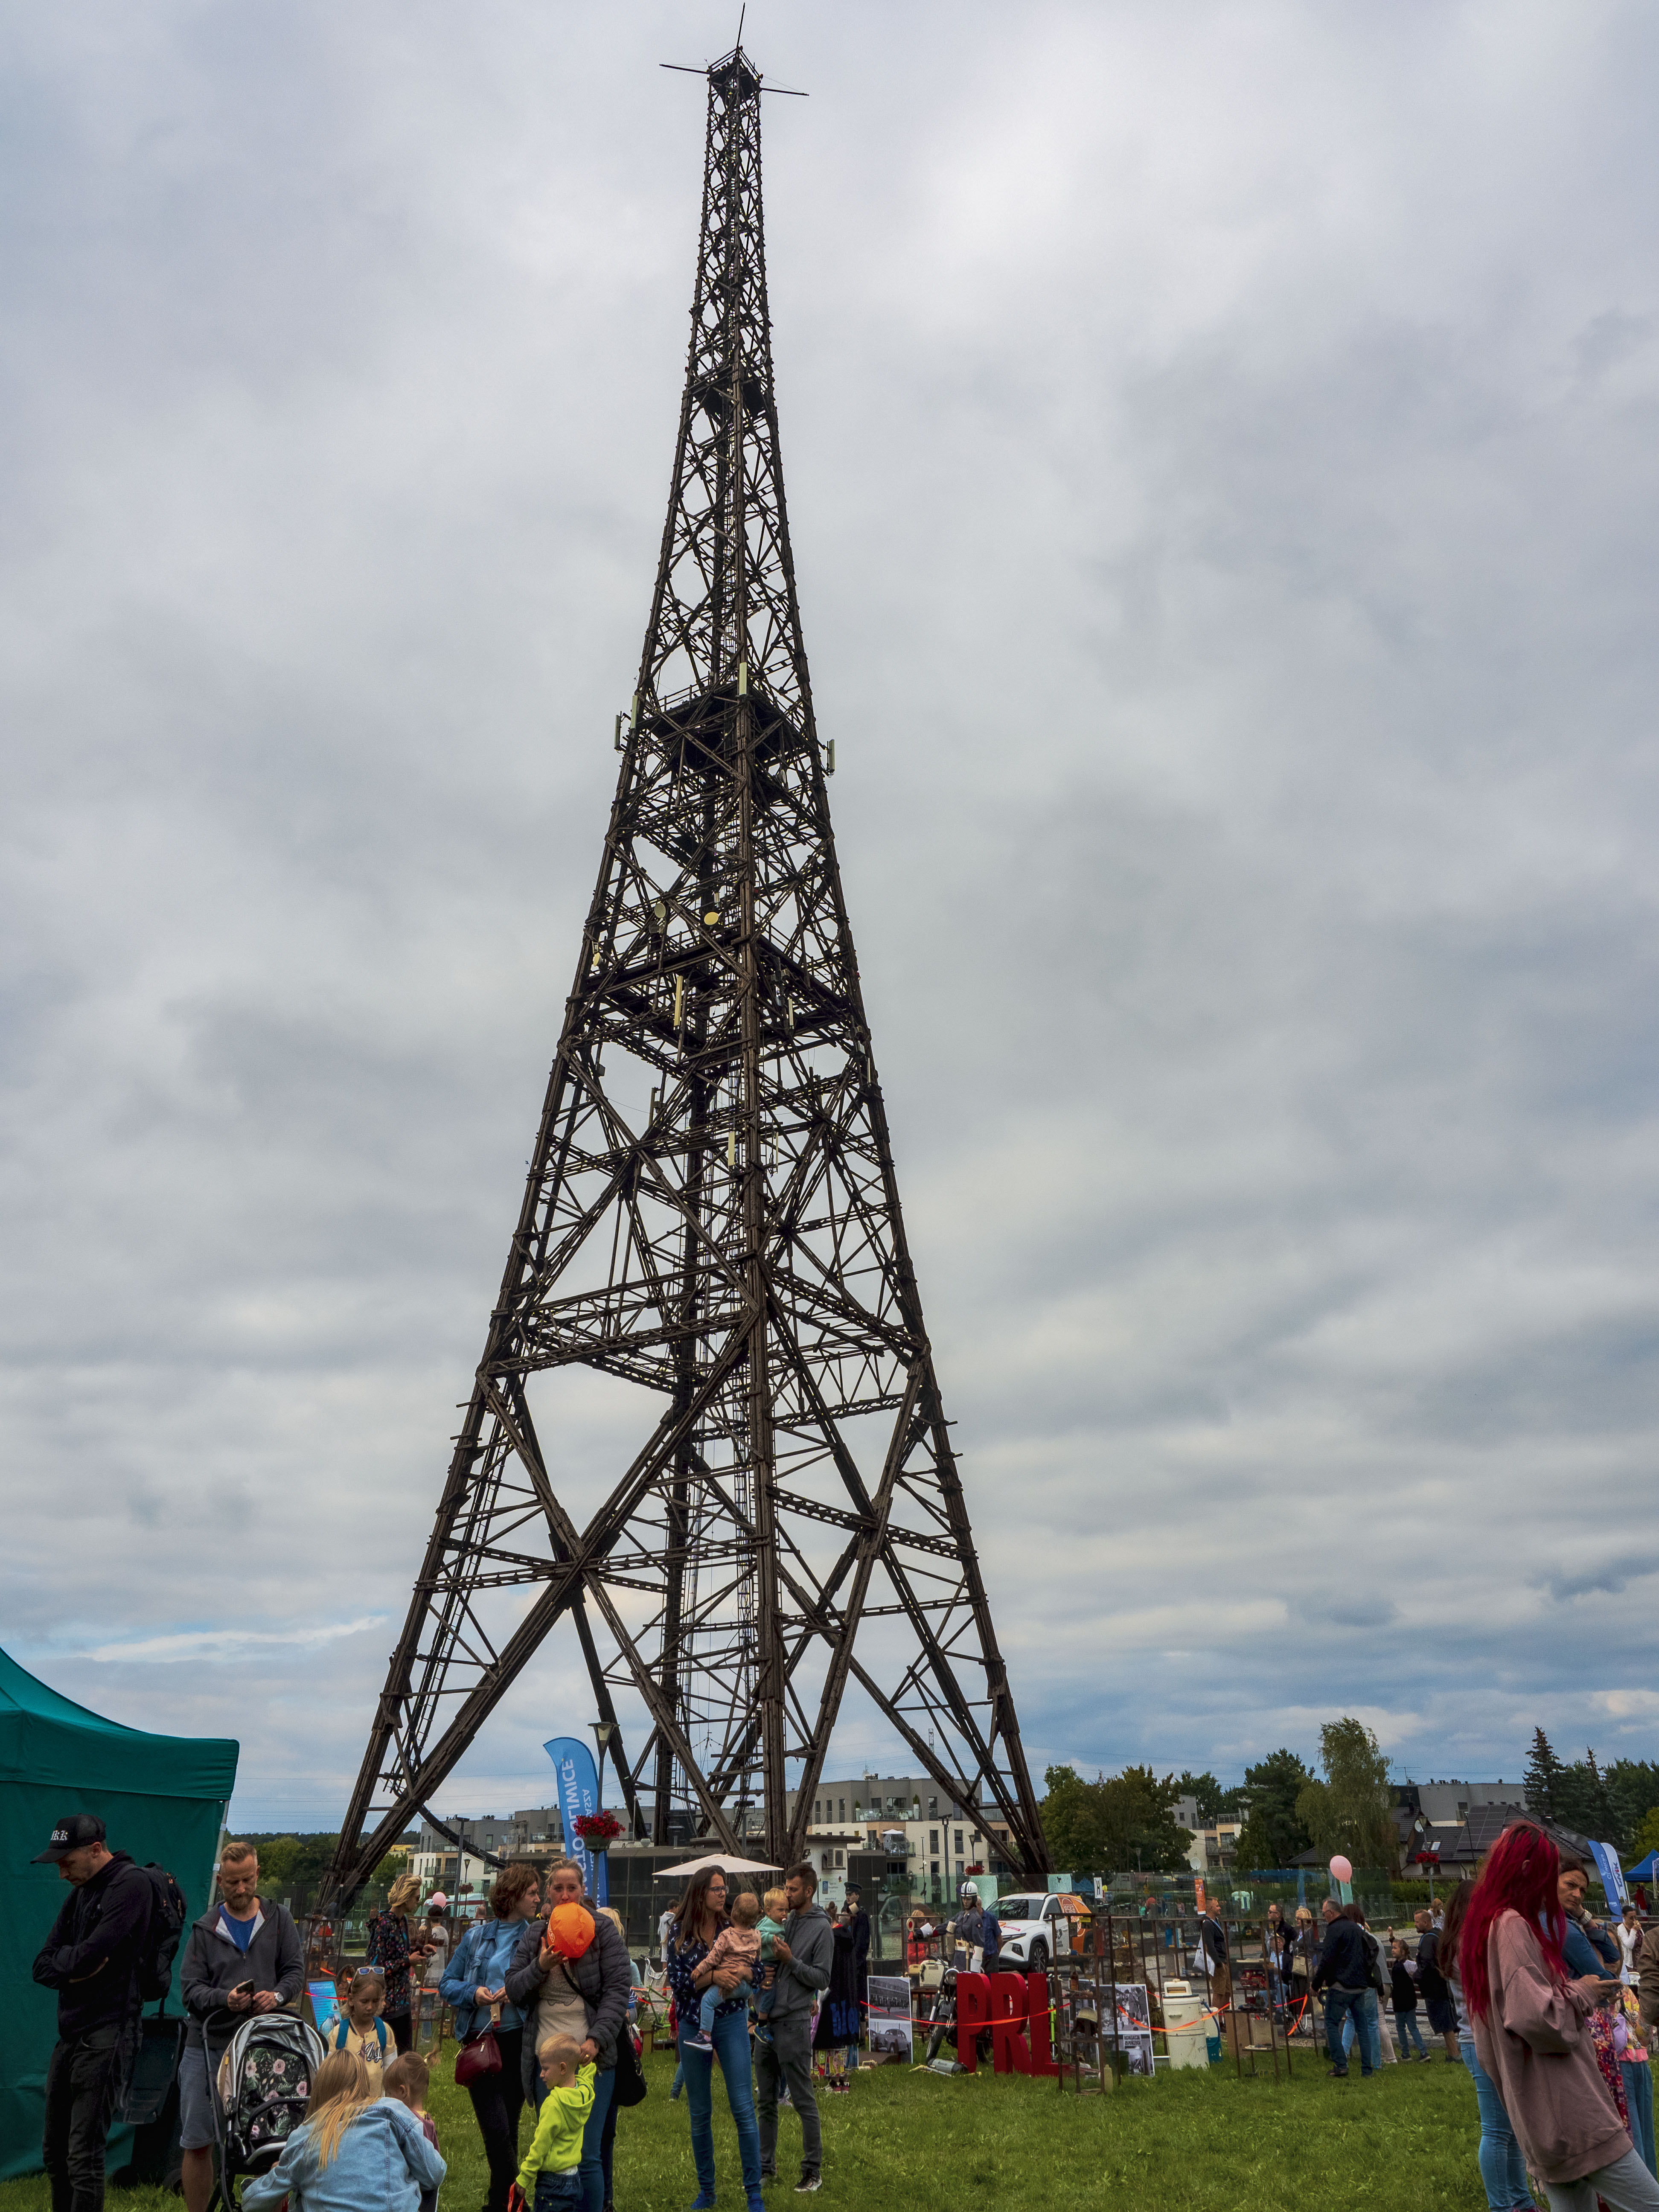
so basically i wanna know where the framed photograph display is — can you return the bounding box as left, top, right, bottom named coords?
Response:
left=865, top=1973, right=914, bottom=2060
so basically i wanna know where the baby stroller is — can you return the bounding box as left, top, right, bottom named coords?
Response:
left=207, top=2010, right=327, bottom=2207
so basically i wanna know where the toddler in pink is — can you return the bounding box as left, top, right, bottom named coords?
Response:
left=687, top=1892, right=763, bottom=2052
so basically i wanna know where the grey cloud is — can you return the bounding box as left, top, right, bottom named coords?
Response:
left=5, top=0, right=1659, bottom=1818
left=1543, top=1555, right=1659, bottom=1604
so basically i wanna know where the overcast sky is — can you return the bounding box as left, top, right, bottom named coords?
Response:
left=4, top=0, right=1658, bottom=1834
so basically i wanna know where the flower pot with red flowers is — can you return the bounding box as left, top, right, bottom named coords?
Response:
left=573, top=1810, right=625, bottom=1858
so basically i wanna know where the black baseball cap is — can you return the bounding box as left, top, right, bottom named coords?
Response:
left=33, top=1814, right=106, bottom=1863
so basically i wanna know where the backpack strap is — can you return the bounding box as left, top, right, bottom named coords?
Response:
left=376, top=2018, right=388, bottom=2054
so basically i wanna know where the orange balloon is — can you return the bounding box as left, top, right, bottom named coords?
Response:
left=549, top=1902, right=595, bottom=1959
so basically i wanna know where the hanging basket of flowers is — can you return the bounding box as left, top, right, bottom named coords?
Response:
left=573, top=1810, right=624, bottom=1852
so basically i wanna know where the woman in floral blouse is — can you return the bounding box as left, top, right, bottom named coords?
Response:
left=664, top=1866, right=763, bottom=2212
left=367, top=1871, right=423, bottom=2055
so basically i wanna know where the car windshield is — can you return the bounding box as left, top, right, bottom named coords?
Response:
left=995, top=1897, right=1038, bottom=1922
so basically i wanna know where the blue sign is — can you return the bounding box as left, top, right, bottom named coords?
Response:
left=1588, top=1838, right=1628, bottom=1912
left=544, top=1736, right=607, bottom=1905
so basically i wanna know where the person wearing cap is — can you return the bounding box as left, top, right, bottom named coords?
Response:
left=30, top=1813, right=156, bottom=2212
left=177, top=1840, right=304, bottom=2212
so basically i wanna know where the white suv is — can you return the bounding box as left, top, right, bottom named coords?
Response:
left=988, top=1892, right=1074, bottom=1973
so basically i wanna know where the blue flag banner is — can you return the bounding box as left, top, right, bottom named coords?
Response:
left=1588, top=1839, right=1628, bottom=1912
left=544, top=1736, right=607, bottom=1905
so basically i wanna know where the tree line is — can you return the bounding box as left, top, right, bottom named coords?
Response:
left=234, top=1834, right=406, bottom=1915
left=1039, top=1719, right=1659, bottom=1878
left=1523, top=1731, right=1659, bottom=1857
left=1038, top=1718, right=1393, bottom=1876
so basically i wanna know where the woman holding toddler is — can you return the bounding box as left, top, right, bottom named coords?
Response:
left=663, top=1866, right=764, bottom=2212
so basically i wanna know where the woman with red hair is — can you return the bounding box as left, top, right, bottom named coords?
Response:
left=1466, top=1822, right=1659, bottom=2212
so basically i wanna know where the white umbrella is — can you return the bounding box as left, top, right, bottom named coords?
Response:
left=653, top=1852, right=782, bottom=1879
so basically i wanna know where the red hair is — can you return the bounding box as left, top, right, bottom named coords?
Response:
left=1460, top=1821, right=1568, bottom=2022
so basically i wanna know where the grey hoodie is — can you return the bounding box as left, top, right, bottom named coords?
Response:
left=179, top=1901, right=305, bottom=2050
left=768, top=1901, right=832, bottom=2022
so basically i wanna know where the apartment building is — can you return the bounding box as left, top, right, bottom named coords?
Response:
left=408, top=1805, right=567, bottom=1906
left=788, top=1774, right=1019, bottom=1905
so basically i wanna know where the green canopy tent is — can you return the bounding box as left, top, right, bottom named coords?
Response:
left=0, top=1646, right=239, bottom=2181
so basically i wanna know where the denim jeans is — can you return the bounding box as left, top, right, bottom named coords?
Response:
left=680, top=2008, right=761, bottom=2203
left=1394, top=2009, right=1427, bottom=2058
left=1324, top=1986, right=1378, bottom=2073
left=1339, top=1991, right=1388, bottom=2064
left=1625, top=2061, right=1657, bottom=2181
left=1460, top=2031, right=1535, bottom=2209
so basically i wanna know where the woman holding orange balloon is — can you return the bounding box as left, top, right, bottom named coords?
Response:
left=506, top=1862, right=634, bottom=2212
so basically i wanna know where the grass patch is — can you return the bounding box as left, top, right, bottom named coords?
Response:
left=0, top=2048, right=1491, bottom=2210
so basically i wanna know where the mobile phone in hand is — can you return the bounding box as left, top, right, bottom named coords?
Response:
left=231, top=1979, right=255, bottom=1998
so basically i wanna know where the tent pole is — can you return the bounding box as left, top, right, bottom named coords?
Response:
left=209, top=1803, right=230, bottom=1911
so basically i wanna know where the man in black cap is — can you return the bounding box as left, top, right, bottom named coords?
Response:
left=31, top=1814, right=155, bottom=2212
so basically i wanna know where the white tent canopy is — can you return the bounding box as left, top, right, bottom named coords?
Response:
left=652, top=1852, right=782, bottom=1880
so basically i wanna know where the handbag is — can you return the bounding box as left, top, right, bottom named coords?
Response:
left=455, top=1987, right=504, bottom=2088
left=454, top=2026, right=502, bottom=2085
left=613, top=2023, right=647, bottom=2109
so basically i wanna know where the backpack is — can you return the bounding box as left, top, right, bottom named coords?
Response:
left=134, top=1865, right=189, bottom=2004
left=1416, top=1929, right=1449, bottom=2001
left=1361, top=1929, right=1388, bottom=1996
left=331, top=2016, right=389, bottom=2056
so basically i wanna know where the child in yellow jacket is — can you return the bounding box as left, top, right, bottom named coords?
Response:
left=513, top=2037, right=595, bottom=2210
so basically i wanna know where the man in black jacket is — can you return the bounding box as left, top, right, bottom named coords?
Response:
left=31, top=1813, right=155, bottom=2212
left=842, top=1885, right=872, bottom=2072
left=176, top=1840, right=305, bottom=2212
left=1311, top=1898, right=1377, bottom=2078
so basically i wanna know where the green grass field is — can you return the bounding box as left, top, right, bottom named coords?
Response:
left=0, top=2046, right=1501, bottom=2212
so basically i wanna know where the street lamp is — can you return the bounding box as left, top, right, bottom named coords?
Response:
left=591, top=1720, right=617, bottom=1821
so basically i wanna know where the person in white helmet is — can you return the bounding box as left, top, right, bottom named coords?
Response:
left=414, top=1897, right=451, bottom=2047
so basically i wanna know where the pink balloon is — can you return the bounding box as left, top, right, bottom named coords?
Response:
left=1329, top=1856, right=1353, bottom=1883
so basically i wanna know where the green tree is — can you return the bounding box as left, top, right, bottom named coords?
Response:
left=1107, top=1765, right=1195, bottom=1874
left=253, top=1835, right=303, bottom=1891
left=1294, top=1718, right=1396, bottom=1871
left=1570, top=1748, right=1616, bottom=1841
left=1039, top=1764, right=1193, bottom=1876
left=1629, top=1807, right=1659, bottom=1864
left=1172, top=1771, right=1225, bottom=1823
left=1525, top=1728, right=1568, bottom=1823
left=1607, top=1763, right=1659, bottom=1853
left=1231, top=1748, right=1313, bottom=1870
left=1040, top=1766, right=1109, bottom=1874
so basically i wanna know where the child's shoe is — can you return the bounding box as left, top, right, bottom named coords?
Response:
left=687, top=2031, right=715, bottom=2055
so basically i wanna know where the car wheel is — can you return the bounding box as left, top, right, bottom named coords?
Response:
left=1028, top=1938, right=1050, bottom=1973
